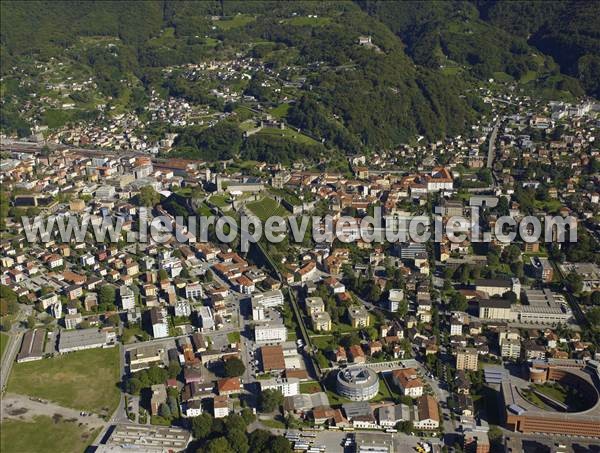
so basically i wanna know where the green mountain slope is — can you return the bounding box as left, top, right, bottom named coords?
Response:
left=0, top=1, right=597, bottom=156
left=479, top=0, right=600, bottom=97
left=359, top=0, right=600, bottom=97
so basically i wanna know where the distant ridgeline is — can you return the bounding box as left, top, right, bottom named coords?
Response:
left=1, top=1, right=598, bottom=155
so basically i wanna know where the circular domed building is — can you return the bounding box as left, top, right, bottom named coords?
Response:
left=336, top=367, right=379, bottom=401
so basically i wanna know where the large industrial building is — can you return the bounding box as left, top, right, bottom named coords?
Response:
left=96, top=423, right=191, bottom=452
left=478, top=288, right=572, bottom=326
left=16, top=328, right=45, bottom=363
left=500, top=359, right=600, bottom=437
left=58, top=328, right=115, bottom=353
left=515, top=289, right=572, bottom=325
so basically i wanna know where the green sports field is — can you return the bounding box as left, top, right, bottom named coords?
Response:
left=7, top=347, right=121, bottom=416
left=0, top=416, right=100, bottom=453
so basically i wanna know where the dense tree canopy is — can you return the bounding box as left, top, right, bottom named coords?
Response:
left=223, top=358, right=246, bottom=377
left=258, top=388, right=283, bottom=412
left=3, top=1, right=594, bottom=151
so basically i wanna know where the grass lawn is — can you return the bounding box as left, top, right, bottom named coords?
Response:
left=0, top=332, right=9, bottom=359
left=210, top=194, right=231, bottom=208
left=122, top=325, right=147, bottom=344
left=148, top=27, right=176, bottom=47
left=174, top=187, right=192, bottom=197
left=260, top=418, right=286, bottom=429
left=0, top=415, right=100, bottom=453
left=300, top=381, right=322, bottom=394
left=333, top=322, right=359, bottom=334
left=203, top=37, right=220, bottom=48
left=197, top=202, right=213, bottom=217
left=110, top=86, right=132, bottom=116
left=246, top=197, right=290, bottom=222
left=534, top=198, right=562, bottom=213
left=43, top=109, right=75, bottom=129
left=256, top=127, right=318, bottom=145
left=492, top=72, right=514, bottom=83
left=287, top=331, right=297, bottom=341
left=521, top=388, right=547, bottom=409
left=520, top=70, right=538, bottom=84
left=312, top=335, right=334, bottom=350
left=214, top=14, right=256, bottom=30
left=284, top=16, right=332, bottom=26
left=440, top=66, right=463, bottom=76
left=151, top=415, right=172, bottom=426
left=269, top=187, right=303, bottom=206
left=227, top=331, right=241, bottom=343
left=239, top=119, right=258, bottom=132
left=315, top=351, right=330, bottom=370
left=7, top=347, right=121, bottom=416
left=325, top=388, right=353, bottom=406
left=533, top=383, right=569, bottom=404
left=269, top=103, right=290, bottom=119
left=371, top=378, right=394, bottom=403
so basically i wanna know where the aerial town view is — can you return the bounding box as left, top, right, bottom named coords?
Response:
left=1, top=1, right=600, bottom=453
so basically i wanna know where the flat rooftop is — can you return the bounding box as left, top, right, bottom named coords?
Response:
left=99, top=423, right=191, bottom=451
left=355, top=432, right=395, bottom=453
left=58, top=328, right=107, bottom=351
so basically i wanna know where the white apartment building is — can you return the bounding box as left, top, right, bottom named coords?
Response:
left=254, top=323, right=287, bottom=344
left=197, top=306, right=215, bottom=330
left=51, top=301, right=63, bottom=319
left=311, top=311, right=332, bottom=332
left=450, top=320, right=463, bottom=336
left=500, top=338, right=521, bottom=359
left=80, top=253, right=96, bottom=267
left=174, top=300, right=191, bottom=317
left=475, top=278, right=521, bottom=299
left=64, top=313, right=82, bottom=330
left=150, top=307, right=169, bottom=338
left=251, top=289, right=284, bottom=308
left=185, top=283, right=204, bottom=300
left=120, top=285, right=136, bottom=310
left=387, top=288, right=404, bottom=312
left=251, top=300, right=266, bottom=321
left=40, top=293, right=58, bottom=310
left=213, top=396, right=229, bottom=418
left=259, top=378, right=300, bottom=397
left=184, top=401, right=202, bottom=418
left=305, top=297, right=325, bottom=316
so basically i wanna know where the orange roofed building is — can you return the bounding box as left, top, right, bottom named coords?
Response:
left=217, top=377, right=241, bottom=396
left=392, top=368, right=424, bottom=397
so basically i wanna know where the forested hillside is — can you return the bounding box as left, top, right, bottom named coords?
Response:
left=1, top=1, right=598, bottom=158
left=479, top=0, right=600, bottom=97
left=360, top=0, right=600, bottom=97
